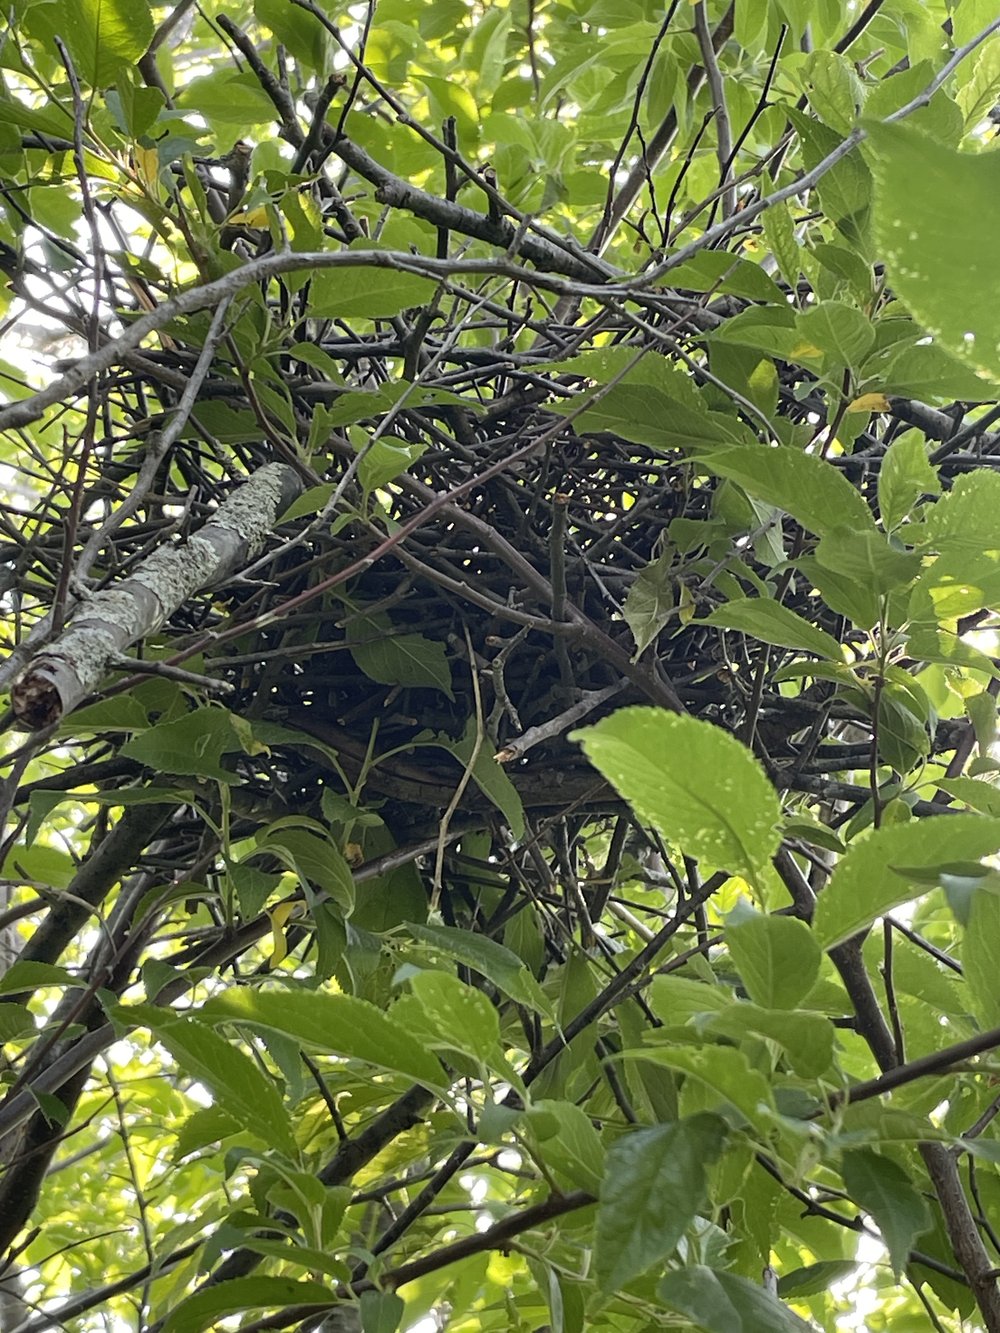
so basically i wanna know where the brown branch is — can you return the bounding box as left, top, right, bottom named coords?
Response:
left=840, top=1023, right=1000, bottom=1109
left=231, top=1191, right=593, bottom=1333
left=381, top=1189, right=593, bottom=1290
left=693, top=0, right=736, bottom=220
left=324, top=133, right=611, bottom=282
left=591, top=3, right=734, bottom=254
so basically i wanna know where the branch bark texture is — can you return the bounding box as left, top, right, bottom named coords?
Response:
left=11, top=463, right=302, bottom=729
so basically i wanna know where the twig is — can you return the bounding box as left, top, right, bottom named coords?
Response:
left=591, top=4, right=734, bottom=254
left=693, top=0, right=736, bottom=220
left=646, top=15, right=1000, bottom=282
left=595, top=2, right=681, bottom=247
left=495, top=681, right=625, bottom=763
left=110, top=655, right=236, bottom=694
left=432, top=625, right=484, bottom=907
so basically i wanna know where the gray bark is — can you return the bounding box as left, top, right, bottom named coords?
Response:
left=11, top=463, right=302, bottom=729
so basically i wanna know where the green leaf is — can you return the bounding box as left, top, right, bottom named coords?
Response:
left=594, top=1115, right=726, bottom=1292
left=709, top=344, right=780, bottom=423
left=696, top=445, right=875, bottom=539
left=796, top=554, right=881, bottom=629
left=906, top=626, right=1000, bottom=681
left=421, top=75, right=479, bottom=146
left=761, top=199, right=801, bottom=291
left=812, top=243, right=873, bottom=300
left=111, top=1004, right=296, bottom=1155
left=360, top=1290, right=405, bottom=1333
left=2, top=841, right=76, bottom=890
left=647, top=975, right=731, bottom=1025
left=346, top=608, right=454, bottom=699
left=703, top=1002, right=834, bottom=1079
left=702, top=597, right=843, bottom=661
left=712, top=306, right=807, bottom=362
left=176, top=72, right=276, bottom=126
left=790, top=109, right=871, bottom=242
left=920, top=468, right=1000, bottom=549
left=801, top=50, right=865, bottom=134
left=658, top=1266, right=814, bottom=1332
left=872, top=339, right=998, bottom=401
left=571, top=384, right=745, bottom=450
left=814, top=527, right=920, bottom=597
left=777, top=1260, right=858, bottom=1298
left=963, top=884, right=1000, bottom=1027
left=812, top=815, right=1000, bottom=950
left=120, top=707, right=244, bottom=780
left=0, top=1004, right=35, bottom=1041
left=63, top=695, right=149, bottom=733
left=161, top=1277, right=333, bottom=1333
left=621, top=1045, right=775, bottom=1133
left=525, top=1099, right=605, bottom=1194
left=25, top=0, right=153, bottom=88
left=623, top=549, right=675, bottom=657
left=868, top=120, right=1000, bottom=378
left=783, top=815, right=846, bottom=855
left=884, top=935, right=965, bottom=1015
left=415, top=720, right=525, bottom=840
left=228, top=858, right=285, bottom=922
left=878, top=431, right=940, bottom=531
left=200, top=987, right=447, bottom=1087
left=936, top=778, right=1000, bottom=818
left=110, top=72, right=164, bottom=139
left=0, top=95, right=72, bottom=139
left=573, top=709, right=781, bottom=887
left=310, top=259, right=437, bottom=319
left=253, top=827, right=355, bottom=914
left=408, top=970, right=501, bottom=1064
left=664, top=251, right=785, bottom=303
left=254, top=0, right=330, bottom=70
left=322, top=383, right=465, bottom=430
left=543, top=348, right=703, bottom=411
left=359, top=438, right=427, bottom=495
left=867, top=58, right=961, bottom=142
left=174, top=1105, right=242, bottom=1159
left=796, top=300, right=874, bottom=369
left=0, top=961, right=76, bottom=995
left=406, top=920, right=552, bottom=1016
left=724, top=905, right=822, bottom=1010
left=908, top=476, right=1000, bottom=619
left=841, top=1149, right=931, bottom=1277
left=279, top=483, right=335, bottom=522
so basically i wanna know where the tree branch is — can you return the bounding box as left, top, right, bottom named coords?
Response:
left=11, top=464, right=303, bottom=727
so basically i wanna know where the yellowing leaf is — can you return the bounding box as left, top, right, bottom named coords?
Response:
left=847, top=392, right=890, bottom=413
left=133, top=145, right=160, bottom=193
left=266, top=901, right=297, bottom=970
left=230, top=206, right=271, bottom=227
left=677, top=581, right=695, bottom=626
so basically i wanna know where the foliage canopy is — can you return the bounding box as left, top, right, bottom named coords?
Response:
left=4, top=0, right=1000, bottom=1330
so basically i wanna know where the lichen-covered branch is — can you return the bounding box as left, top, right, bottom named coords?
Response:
left=11, top=464, right=302, bottom=728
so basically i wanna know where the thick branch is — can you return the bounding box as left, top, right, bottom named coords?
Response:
left=842, top=1022, right=1000, bottom=1107
left=11, top=464, right=302, bottom=728
left=8, top=803, right=171, bottom=978
left=326, top=134, right=612, bottom=282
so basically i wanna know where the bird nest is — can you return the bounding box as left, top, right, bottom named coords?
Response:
left=4, top=319, right=797, bottom=859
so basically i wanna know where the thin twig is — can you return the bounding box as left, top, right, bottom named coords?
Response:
left=693, top=0, right=735, bottom=220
